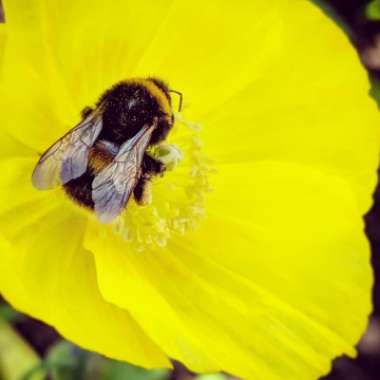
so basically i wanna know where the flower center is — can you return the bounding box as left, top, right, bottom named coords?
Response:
left=112, top=114, right=212, bottom=252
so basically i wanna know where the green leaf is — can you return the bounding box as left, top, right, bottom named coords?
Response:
left=366, top=0, right=380, bottom=20
left=46, top=341, right=78, bottom=369
left=0, top=305, right=22, bottom=323
left=45, top=341, right=90, bottom=380
left=0, top=317, right=45, bottom=380
left=43, top=341, right=170, bottom=380
left=196, top=375, right=228, bottom=380
left=369, top=76, right=380, bottom=107
left=102, top=360, right=169, bottom=380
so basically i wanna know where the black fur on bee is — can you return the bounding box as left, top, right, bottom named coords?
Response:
left=64, top=171, right=95, bottom=209
left=96, top=80, right=173, bottom=145
left=62, top=78, right=175, bottom=213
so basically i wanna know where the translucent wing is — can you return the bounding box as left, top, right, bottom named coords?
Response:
left=32, top=112, right=103, bottom=190
left=92, top=123, right=156, bottom=223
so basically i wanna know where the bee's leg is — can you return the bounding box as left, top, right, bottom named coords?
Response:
left=134, top=154, right=165, bottom=206
left=81, top=106, right=94, bottom=119
left=134, top=174, right=152, bottom=206
left=142, top=153, right=165, bottom=176
left=133, top=153, right=165, bottom=206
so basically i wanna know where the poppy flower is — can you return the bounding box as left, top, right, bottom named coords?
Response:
left=0, top=1, right=379, bottom=379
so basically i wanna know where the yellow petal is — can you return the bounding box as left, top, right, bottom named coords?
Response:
left=199, top=1, right=380, bottom=214
left=85, top=161, right=372, bottom=380
left=1, top=0, right=174, bottom=151
left=0, top=158, right=49, bottom=216
left=1, top=1, right=286, bottom=124
left=132, top=1, right=282, bottom=114
left=0, top=206, right=170, bottom=368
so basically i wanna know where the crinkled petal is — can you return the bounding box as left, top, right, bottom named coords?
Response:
left=0, top=157, right=169, bottom=367
left=131, top=1, right=283, bottom=113
left=199, top=1, right=380, bottom=214
left=1, top=1, right=301, bottom=151
left=0, top=202, right=170, bottom=368
left=85, top=161, right=372, bottom=380
left=1, top=0, right=174, bottom=150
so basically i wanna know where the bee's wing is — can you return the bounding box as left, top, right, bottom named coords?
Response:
left=92, top=123, right=155, bottom=223
left=32, top=113, right=103, bottom=190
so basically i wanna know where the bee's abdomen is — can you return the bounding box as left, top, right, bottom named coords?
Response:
left=63, top=171, right=95, bottom=209
left=88, top=142, right=116, bottom=172
left=63, top=141, right=119, bottom=210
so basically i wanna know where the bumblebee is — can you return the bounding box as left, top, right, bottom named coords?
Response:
left=32, top=78, right=182, bottom=223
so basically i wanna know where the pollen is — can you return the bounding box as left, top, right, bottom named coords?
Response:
left=112, top=115, right=213, bottom=252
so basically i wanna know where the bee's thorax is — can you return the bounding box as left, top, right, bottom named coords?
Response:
left=96, top=79, right=173, bottom=146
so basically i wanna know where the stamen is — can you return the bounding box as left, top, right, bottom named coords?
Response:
left=112, top=115, right=213, bottom=252
left=151, top=143, right=183, bottom=171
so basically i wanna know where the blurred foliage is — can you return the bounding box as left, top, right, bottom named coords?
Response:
left=311, top=0, right=352, bottom=36
left=366, top=0, right=380, bottom=20
left=0, top=317, right=45, bottom=380
left=196, top=376, right=228, bottom=380
left=22, top=341, right=170, bottom=380
left=0, top=304, right=22, bottom=323
left=0, top=304, right=231, bottom=380
left=370, top=78, right=380, bottom=105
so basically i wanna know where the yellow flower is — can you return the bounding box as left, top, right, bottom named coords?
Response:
left=0, top=1, right=378, bottom=379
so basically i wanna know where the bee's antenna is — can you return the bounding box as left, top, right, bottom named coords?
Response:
left=169, top=90, right=183, bottom=113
